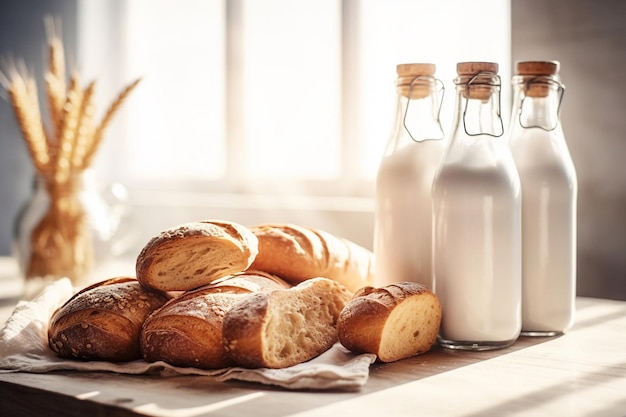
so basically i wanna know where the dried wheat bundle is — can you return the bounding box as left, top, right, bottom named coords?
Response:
left=1, top=17, right=141, bottom=283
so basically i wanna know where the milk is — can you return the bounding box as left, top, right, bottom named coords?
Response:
left=510, top=128, right=577, bottom=334
left=432, top=162, right=522, bottom=345
left=374, top=140, right=446, bottom=288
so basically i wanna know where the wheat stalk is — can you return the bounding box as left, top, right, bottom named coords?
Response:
left=6, top=68, right=50, bottom=175
left=25, top=72, right=54, bottom=174
left=54, top=73, right=83, bottom=184
left=81, top=77, right=141, bottom=169
left=71, top=81, right=96, bottom=172
left=45, top=38, right=66, bottom=140
left=44, top=17, right=66, bottom=149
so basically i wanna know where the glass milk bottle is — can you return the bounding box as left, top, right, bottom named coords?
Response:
left=374, top=63, right=445, bottom=288
left=432, top=62, right=522, bottom=350
left=508, top=61, right=577, bottom=336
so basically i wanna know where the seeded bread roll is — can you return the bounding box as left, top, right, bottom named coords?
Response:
left=48, top=277, right=170, bottom=362
left=136, top=220, right=259, bottom=292
left=247, top=224, right=374, bottom=293
left=222, top=277, right=353, bottom=369
left=140, top=271, right=290, bottom=369
left=337, top=282, right=441, bottom=362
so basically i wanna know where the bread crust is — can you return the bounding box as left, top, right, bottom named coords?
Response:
left=136, top=220, right=259, bottom=292
left=222, top=277, right=353, bottom=369
left=248, top=224, right=374, bottom=293
left=337, top=282, right=441, bottom=362
left=48, top=277, right=170, bottom=362
left=140, top=271, right=290, bottom=369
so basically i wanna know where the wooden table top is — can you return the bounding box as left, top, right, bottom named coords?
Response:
left=1, top=273, right=625, bottom=416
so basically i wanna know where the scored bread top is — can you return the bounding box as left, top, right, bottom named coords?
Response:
left=339, top=282, right=435, bottom=322
left=50, top=277, right=169, bottom=328
left=48, top=277, right=170, bottom=361
left=248, top=224, right=325, bottom=277
left=208, top=270, right=291, bottom=293
left=136, top=220, right=259, bottom=292
left=248, top=223, right=374, bottom=293
left=146, top=271, right=290, bottom=321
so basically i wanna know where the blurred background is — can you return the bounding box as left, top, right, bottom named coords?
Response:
left=0, top=0, right=624, bottom=300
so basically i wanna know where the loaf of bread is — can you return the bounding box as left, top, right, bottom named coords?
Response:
left=140, top=271, right=290, bottom=369
left=222, top=277, right=352, bottom=369
left=247, top=224, right=374, bottom=293
left=48, top=277, right=170, bottom=362
left=136, top=220, right=259, bottom=292
left=337, top=282, right=441, bottom=362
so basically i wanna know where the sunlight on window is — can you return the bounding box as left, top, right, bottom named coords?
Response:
left=124, top=0, right=226, bottom=180
left=79, top=0, right=509, bottom=193
left=241, top=0, right=341, bottom=180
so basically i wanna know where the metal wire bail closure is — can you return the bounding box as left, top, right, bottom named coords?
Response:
left=402, top=74, right=446, bottom=142
left=518, top=75, right=565, bottom=132
left=462, top=71, right=504, bottom=138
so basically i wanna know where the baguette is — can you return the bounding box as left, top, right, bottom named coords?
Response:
left=337, top=282, right=441, bottom=362
left=222, top=277, right=352, bottom=369
left=136, top=220, right=259, bottom=292
left=247, top=224, right=374, bottom=293
left=140, top=271, right=290, bottom=369
left=48, top=277, right=170, bottom=362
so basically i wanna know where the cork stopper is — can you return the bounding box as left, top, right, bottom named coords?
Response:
left=397, top=63, right=436, bottom=77
left=456, top=61, right=499, bottom=76
left=515, top=60, right=560, bottom=76
left=515, top=60, right=561, bottom=98
left=455, top=62, right=500, bottom=100
left=396, top=63, right=437, bottom=99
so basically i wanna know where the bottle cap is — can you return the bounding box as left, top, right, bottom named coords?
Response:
left=396, top=63, right=436, bottom=77
left=455, top=62, right=500, bottom=100
left=456, top=62, right=499, bottom=76
left=515, top=61, right=562, bottom=98
left=515, top=60, right=560, bottom=75
left=396, top=63, right=437, bottom=99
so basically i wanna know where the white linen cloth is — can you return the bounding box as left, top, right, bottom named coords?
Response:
left=0, top=278, right=376, bottom=390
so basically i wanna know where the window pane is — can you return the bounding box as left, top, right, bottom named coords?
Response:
left=124, top=0, right=225, bottom=180
left=241, top=0, right=341, bottom=180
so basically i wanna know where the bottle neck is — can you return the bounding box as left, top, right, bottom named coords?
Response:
left=510, top=75, right=563, bottom=132
left=390, top=75, right=444, bottom=144
left=451, top=72, right=504, bottom=139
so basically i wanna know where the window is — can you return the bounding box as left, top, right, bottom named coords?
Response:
left=76, top=0, right=510, bottom=246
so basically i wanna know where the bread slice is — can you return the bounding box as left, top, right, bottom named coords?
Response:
left=136, top=220, right=259, bottom=292
left=337, top=282, right=441, bottom=362
left=222, top=277, right=353, bottom=369
left=248, top=224, right=374, bottom=293
left=140, top=271, right=289, bottom=369
left=48, top=277, right=170, bottom=362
